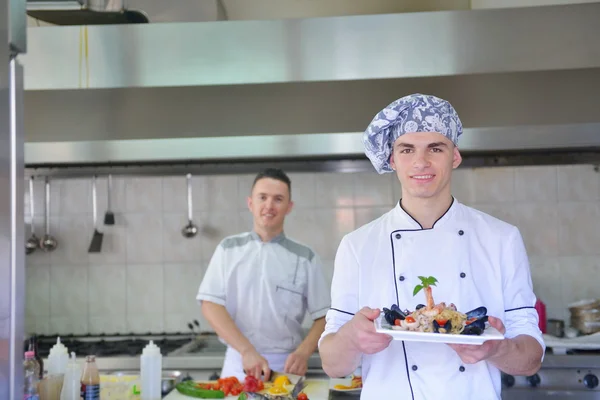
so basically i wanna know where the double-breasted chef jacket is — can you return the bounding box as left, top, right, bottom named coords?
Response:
left=319, top=198, right=545, bottom=400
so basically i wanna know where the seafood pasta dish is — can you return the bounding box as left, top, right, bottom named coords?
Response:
left=382, top=276, right=489, bottom=336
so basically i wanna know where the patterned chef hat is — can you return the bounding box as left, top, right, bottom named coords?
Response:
left=362, top=93, right=463, bottom=174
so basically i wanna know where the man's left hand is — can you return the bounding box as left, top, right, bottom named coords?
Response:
left=284, top=350, right=310, bottom=376
left=448, top=316, right=507, bottom=364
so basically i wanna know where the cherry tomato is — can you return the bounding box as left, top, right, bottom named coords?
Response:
left=297, top=393, right=309, bottom=400
left=394, top=319, right=401, bottom=326
left=405, top=316, right=416, bottom=323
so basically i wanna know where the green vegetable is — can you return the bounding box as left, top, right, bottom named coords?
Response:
left=413, top=276, right=438, bottom=296
left=237, top=393, right=248, bottom=400
left=175, top=381, right=225, bottom=399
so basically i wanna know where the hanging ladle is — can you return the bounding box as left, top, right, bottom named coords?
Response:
left=26, top=177, right=40, bottom=255
left=181, top=173, right=198, bottom=238
left=40, top=177, right=58, bottom=252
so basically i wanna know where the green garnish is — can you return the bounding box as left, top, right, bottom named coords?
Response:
left=413, top=276, right=438, bottom=296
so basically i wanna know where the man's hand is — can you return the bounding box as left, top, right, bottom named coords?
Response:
left=284, top=349, right=310, bottom=376
left=341, top=307, right=393, bottom=354
left=448, top=316, right=506, bottom=364
left=242, top=348, right=271, bottom=381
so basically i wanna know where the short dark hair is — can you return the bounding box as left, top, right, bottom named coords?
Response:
left=252, top=168, right=292, bottom=197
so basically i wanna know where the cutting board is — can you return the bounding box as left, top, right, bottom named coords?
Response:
left=163, top=379, right=331, bottom=400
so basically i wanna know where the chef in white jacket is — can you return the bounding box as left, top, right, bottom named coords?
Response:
left=197, top=168, right=331, bottom=381
left=318, top=93, right=545, bottom=400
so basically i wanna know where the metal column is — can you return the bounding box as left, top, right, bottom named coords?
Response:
left=0, top=0, right=26, bottom=398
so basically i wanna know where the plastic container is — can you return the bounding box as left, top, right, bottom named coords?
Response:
left=47, top=337, right=69, bottom=376
left=24, top=351, right=41, bottom=400
left=60, top=352, right=82, bottom=400
left=140, top=340, right=162, bottom=400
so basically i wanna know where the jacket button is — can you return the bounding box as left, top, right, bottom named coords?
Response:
left=399, top=276, right=405, bottom=282
left=395, top=233, right=401, bottom=239
left=412, top=365, right=418, bottom=371
left=459, top=366, right=465, bottom=372
left=458, top=230, right=464, bottom=236
left=460, top=272, right=466, bottom=278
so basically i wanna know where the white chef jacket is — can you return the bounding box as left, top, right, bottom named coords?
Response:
left=197, top=231, right=330, bottom=372
left=319, top=198, right=545, bottom=400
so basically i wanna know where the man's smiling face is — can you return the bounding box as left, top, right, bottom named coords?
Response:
left=390, top=131, right=462, bottom=201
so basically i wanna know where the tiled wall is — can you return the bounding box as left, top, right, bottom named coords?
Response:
left=24, top=164, right=600, bottom=336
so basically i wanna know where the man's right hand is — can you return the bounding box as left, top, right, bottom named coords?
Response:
left=341, top=307, right=393, bottom=354
left=241, top=348, right=271, bottom=381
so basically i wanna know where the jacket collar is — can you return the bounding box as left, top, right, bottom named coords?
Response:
left=393, top=196, right=458, bottom=230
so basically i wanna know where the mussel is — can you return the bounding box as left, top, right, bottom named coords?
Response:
left=461, top=307, right=489, bottom=336
left=415, top=304, right=426, bottom=310
left=465, top=306, right=487, bottom=319
left=462, top=318, right=486, bottom=335
left=383, top=304, right=408, bottom=325
left=433, top=319, right=452, bottom=334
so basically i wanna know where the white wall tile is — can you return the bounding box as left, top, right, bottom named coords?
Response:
left=126, top=264, right=164, bottom=315
left=558, top=203, right=600, bottom=256
left=89, top=315, right=127, bottom=335
left=25, top=316, right=50, bottom=336
left=557, top=165, right=600, bottom=202
left=126, top=313, right=165, bottom=334
left=125, top=177, right=163, bottom=212
left=88, top=264, right=127, bottom=316
left=202, top=175, right=239, bottom=212
left=237, top=174, right=256, bottom=211
left=49, top=317, right=88, bottom=335
left=287, top=173, right=316, bottom=209
left=60, top=179, right=91, bottom=215
left=50, top=265, right=88, bottom=317
left=512, top=203, right=559, bottom=257
left=312, top=208, right=355, bottom=260
left=125, top=213, right=164, bottom=263
left=164, top=263, right=205, bottom=315
left=353, top=173, right=394, bottom=207
left=472, top=167, right=515, bottom=203
left=25, top=265, right=51, bottom=317
left=451, top=168, right=475, bottom=205
left=514, top=166, right=558, bottom=202
left=315, top=173, right=354, bottom=207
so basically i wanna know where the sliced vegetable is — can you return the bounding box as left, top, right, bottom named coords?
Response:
left=175, top=381, right=225, bottom=399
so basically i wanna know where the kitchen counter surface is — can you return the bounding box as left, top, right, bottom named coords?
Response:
left=163, top=379, right=361, bottom=400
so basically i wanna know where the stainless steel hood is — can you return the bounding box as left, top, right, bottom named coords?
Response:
left=20, top=2, right=600, bottom=169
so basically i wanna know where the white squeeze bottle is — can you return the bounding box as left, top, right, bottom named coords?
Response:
left=47, top=337, right=69, bottom=376
left=60, top=352, right=81, bottom=400
left=140, top=340, right=162, bottom=400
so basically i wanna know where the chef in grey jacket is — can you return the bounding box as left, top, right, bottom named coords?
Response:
left=197, top=168, right=331, bottom=381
